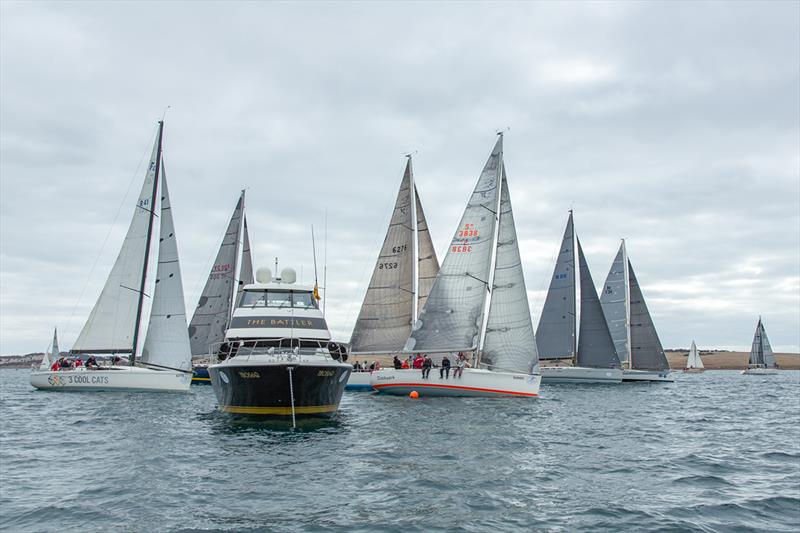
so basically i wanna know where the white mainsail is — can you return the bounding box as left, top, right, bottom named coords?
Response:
left=140, top=168, right=192, bottom=371
left=235, top=218, right=254, bottom=308
left=40, top=327, right=59, bottom=369
left=480, top=168, right=539, bottom=374
left=404, top=136, right=502, bottom=353
left=350, top=159, right=416, bottom=353
left=72, top=124, right=161, bottom=355
left=188, top=191, right=245, bottom=357
left=536, top=213, right=576, bottom=359
left=686, top=340, right=704, bottom=369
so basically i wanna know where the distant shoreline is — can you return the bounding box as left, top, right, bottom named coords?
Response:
left=4, top=350, right=798, bottom=370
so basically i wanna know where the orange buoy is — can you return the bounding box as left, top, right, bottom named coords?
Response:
left=409, top=391, right=419, bottom=399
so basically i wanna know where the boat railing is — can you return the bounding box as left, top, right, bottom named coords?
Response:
left=208, top=337, right=348, bottom=365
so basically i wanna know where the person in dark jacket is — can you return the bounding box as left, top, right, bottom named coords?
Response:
left=422, top=355, right=433, bottom=379
left=393, top=355, right=402, bottom=369
left=440, top=354, right=451, bottom=379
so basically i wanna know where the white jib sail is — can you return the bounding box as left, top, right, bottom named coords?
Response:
left=404, top=136, right=502, bottom=354
left=40, top=327, right=59, bottom=369
left=480, top=168, right=539, bottom=374
left=72, top=128, right=161, bottom=354
left=140, top=168, right=192, bottom=371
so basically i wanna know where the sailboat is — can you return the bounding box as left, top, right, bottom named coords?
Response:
left=369, top=134, right=541, bottom=397
left=37, top=328, right=60, bottom=370
left=741, top=318, right=779, bottom=375
left=536, top=212, right=623, bottom=384
left=31, top=121, right=193, bottom=392
left=188, top=191, right=253, bottom=383
left=599, top=239, right=673, bottom=382
left=348, top=155, right=440, bottom=390
left=683, top=340, right=705, bottom=373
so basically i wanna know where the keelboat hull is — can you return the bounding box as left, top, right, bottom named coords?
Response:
left=209, top=362, right=351, bottom=418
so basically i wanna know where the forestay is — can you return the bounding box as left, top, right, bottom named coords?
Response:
left=576, top=239, right=620, bottom=369
left=72, top=127, right=161, bottom=354
left=600, top=242, right=630, bottom=366
left=140, top=169, right=192, bottom=371
left=350, top=160, right=416, bottom=353
left=628, top=264, right=669, bottom=370
left=480, top=169, right=539, bottom=374
left=188, top=192, right=244, bottom=357
left=536, top=213, right=576, bottom=359
left=405, top=137, right=502, bottom=353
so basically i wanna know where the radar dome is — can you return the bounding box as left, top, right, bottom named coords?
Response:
left=255, top=267, right=272, bottom=284
left=281, top=267, right=297, bottom=284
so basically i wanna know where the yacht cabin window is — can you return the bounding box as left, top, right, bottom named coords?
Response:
left=240, top=290, right=318, bottom=309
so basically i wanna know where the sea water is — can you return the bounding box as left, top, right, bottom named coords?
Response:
left=1, top=369, right=798, bottom=532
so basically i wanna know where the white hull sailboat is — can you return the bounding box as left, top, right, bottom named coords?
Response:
left=371, top=134, right=541, bottom=398
left=742, top=318, right=778, bottom=375
left=347, top=155, right=439, bottom=390
left=537, top=212, right=623, bottom=384
left=600, top=240, right=674, bottom=383
left=683, top=340, right=705, bottom=373
left=31, top=121, right=193, bottom=392
left=371, top=368, right=540, bottom=397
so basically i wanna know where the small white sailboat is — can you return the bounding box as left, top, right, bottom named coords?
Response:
left=537, top=212, right=623, bottom=384
left=31, top=121, right=193, bottom=392
left=348, top=155, right=440, bottom=390
left=742, top=318, right=778, bottom=375
left=370, top=134, right=541, bottom=397
left=599, top=240, right=673, bottom=382
left=683, top=340, right=705, bottom=373
left=188, top=191, right=254, bottom=383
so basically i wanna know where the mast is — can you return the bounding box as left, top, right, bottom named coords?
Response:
left=408, top=154, right=419, bottom=322
left=130, top=120, right=163, bottom=365
left=476, top=133, right=505, bottom=367
left=621, top=238, right=632, bottom=370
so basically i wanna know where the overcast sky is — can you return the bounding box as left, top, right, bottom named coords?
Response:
left=1, top=1, right=798, bottom=356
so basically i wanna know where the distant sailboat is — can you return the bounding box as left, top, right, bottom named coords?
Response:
left=188, top=191, right=253, bottom=361
left=38, top=328, right=60, bottom=370
left=370, top=134, right=541, bottom=397
left=348, top=155, right=439, bottom=390
left=741, top=318, right=778, bottom=375
left=537, top=212, right=623, bottom=383
left=683, top=340, right=705, bottom=373
left=599, top=239, right=673, bottom=382
left=31, top=121, right=193, bottom=392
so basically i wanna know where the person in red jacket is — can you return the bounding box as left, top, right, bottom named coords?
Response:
left=412, top=354, right=424, bottom=369
left=50, top=361, right=59, bottom=371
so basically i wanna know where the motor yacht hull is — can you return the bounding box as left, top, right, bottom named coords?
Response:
left=192, top=365, right=211, bottom=384
left=209, top=361, right=351, bottom=417
left=30, top=366, right=191, bottom=392
left=622, top=369, right=674, bottom=382
left=540, top=366, right=623, bottom=384
left=369, top=368, right=541, bottom=397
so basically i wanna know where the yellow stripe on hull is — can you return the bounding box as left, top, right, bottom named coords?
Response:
left=220, top=404, right=339, bottom=415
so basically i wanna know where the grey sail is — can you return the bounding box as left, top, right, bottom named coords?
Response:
left=405, top=136, right=502, bottom=353
left=576, top=239, right=620, bottom=369
left=749, top=319, right=776, bottom=368
left=72, top=126, right=161, bottom=354
left=188, top=192, right=244, bottom=357
left=600, top=242, right=630, bottom=366
left=480, top=169, right=539, bottom=374
left=415, top=184, right=440, bottom=315
left=535, top=213, right=576, bottom=359
left=628, top=262, right=669, bottom=370
left=235, top=218, right=254, bottom=307
left=350, top=160, right=415, bottom=353
left=141, top=168, right=192, bottom=371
